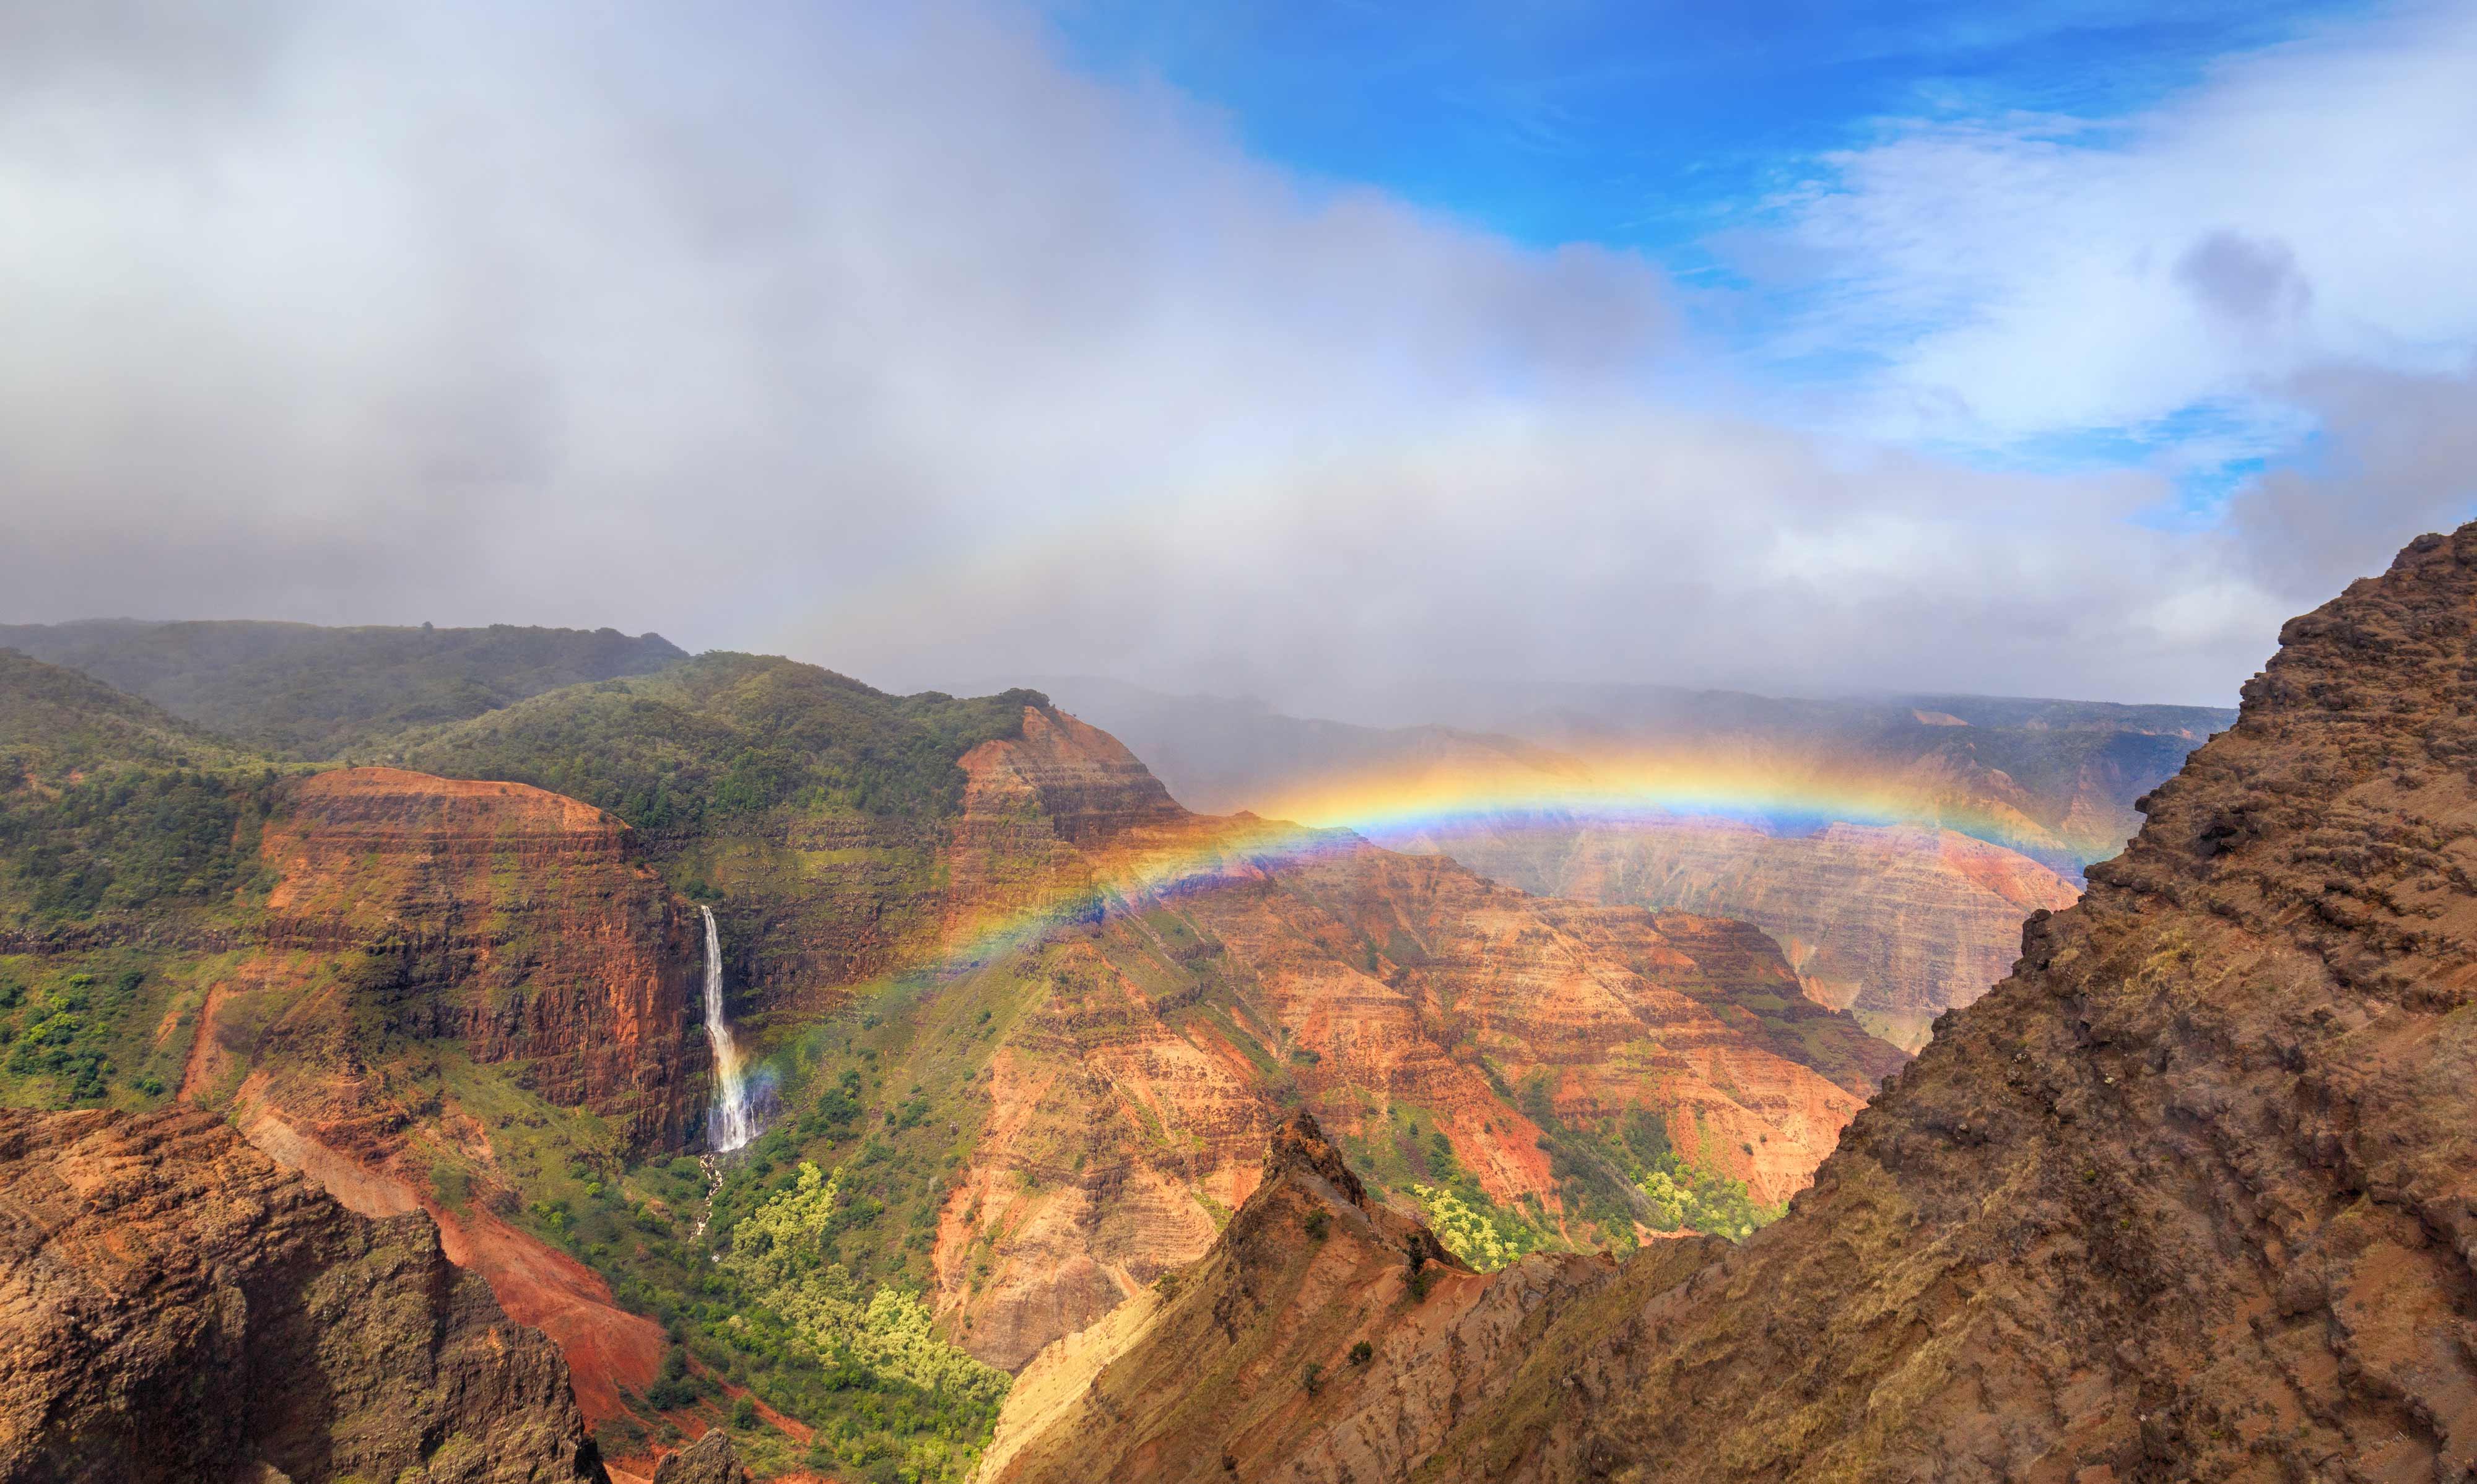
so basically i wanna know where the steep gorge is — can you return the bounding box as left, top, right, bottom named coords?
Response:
left=986, top=525, right=2477, bottom=1481
left=908, top=713, right=1896, bottom=1369
left=1438, top=817, right=2083, bottom=1051
left=2, top=646, right=1913, bottom=1478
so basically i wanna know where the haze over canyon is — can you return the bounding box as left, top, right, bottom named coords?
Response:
left=4, top=2, right=2472, bottom=1480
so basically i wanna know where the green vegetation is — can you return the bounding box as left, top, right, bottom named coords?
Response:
left=0, top=651, right=287, bottom=1111
left=1, top=767, right=281, bottom=922
left=0, top=620, right=687, bottom=759
left=0, top=950, right=230, bottom=1110
left=1608, top=1108, right=1780, bottom=1241
left=1, top=649, right=295, bottom=931
left=0, top=649, right=255, bottom=781
left=396, top=654, right=1039, bottom=832
left=407, top=1038, right=1010, bottom=1482
left=718, top=1161, right=1006, bottom=1403
left=1411, top=1182, right=1540, bottom=1272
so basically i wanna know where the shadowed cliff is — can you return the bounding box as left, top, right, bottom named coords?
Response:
left=984, top=524, right=2477, bottom=1482
left=0, top=1106, right=609, bottom=1484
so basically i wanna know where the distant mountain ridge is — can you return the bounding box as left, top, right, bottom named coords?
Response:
left=1021, top=674, right=2234, bottom=873
left=0, top=629, right=1907, bottom=1479
left=0, top=618, right=687, bottom=758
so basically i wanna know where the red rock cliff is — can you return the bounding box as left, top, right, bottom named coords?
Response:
left=926, top=715, right=1899, bottom=1369
left=230, top=767, right=702, bottom=1149
left=990, top=524, right=2477, bottom=1482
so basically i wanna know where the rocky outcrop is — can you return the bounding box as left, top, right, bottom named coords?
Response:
left=0, top=1106, right=607, bottom=1484
left=1442, top=817, right=2081, bottom=1050
left=648, top=1431, right=749, bottom=1484
left=988, top=525, right=2477, bottom=1481
left=957, top=708, right=1186, bottom=848
left=219, top=768, right=702, bottom=1148
left=982, top=1113, right=1622, bottom=1484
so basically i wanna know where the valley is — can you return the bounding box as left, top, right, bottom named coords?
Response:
left=0, top=557, right=2408, bottom=1482
left=1036, top=677, right=2229, bottom=1051
left=7, top=5, right=2464, bottom=1477
left=0, top=626, right=1915, bottom=1480
left=976, top=525, right=2477, bottom=1481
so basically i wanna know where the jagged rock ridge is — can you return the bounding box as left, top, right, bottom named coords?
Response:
left=984, top=525, right=2477, bottom=1482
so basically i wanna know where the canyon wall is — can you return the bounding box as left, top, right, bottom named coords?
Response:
left=985, top=524, right=2477, bottom=1482
left=923, top=709, right=1900, bottom=1369
left=1440, top=817, right=2081, bottom=1050
left=0, top=1106, right=609, bottom=1484
left=192, top=767, right=705, bottom=1152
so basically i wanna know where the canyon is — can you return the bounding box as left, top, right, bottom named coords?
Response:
left=1040, top=677, right=2227, bottom=1051
left=0, top=639, right=1926, bottom=1478
left=20, top=614, right=2264, bottom=1480
left=771, top=704, right=1902, bottom=1371
left=1431, top=816, right=2083, bottom=1051
left=983, top=524, right=2477, bottom=1480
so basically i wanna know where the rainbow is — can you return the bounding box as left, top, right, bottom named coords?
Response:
left=1238, top=748, right=2074, bottom=860
left=876, top=747, right=2079, bottom=993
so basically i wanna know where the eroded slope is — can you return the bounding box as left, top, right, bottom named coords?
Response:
left=992, top=525, right=2477, bottom=1482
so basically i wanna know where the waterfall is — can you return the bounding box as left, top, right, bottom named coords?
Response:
left=699, top=905, right=754, bottom=1152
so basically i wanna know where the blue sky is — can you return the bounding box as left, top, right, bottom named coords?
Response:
left=1050, top=0, right=2354, bottom=251
left=5, top=0, right=2473, bottom=708
left=1045, top=0, right=2421, bottom=505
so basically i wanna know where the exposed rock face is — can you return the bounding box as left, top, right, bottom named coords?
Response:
left=210, top=768, right=702, bottom=1149
left=648, top=1431, right=749, bottom=1484
left=1441, top=817, right=2081, bottom=1051
left=982, top=1113, right=1623, bottom=1484
left=986, top=526, right=2477, bottom=1482
left=1172, top=844, right=1870, bottom=1208
left=1589, top=909, right=1911, bottom=1098
left=957, top=708, right=1185, bottom=848
left=930, top=722, right=1902, bottom=1369
left=0, top=1106, right=607, bottom=1484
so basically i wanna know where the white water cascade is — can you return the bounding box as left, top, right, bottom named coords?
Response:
left=699, top=905, right=754, bottom=1152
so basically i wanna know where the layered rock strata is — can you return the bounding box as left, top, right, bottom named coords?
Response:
left=929, top=718, right=1902, bottom=1368
left=987, top=525, right=2477, bottom=1481
left=0, top=1106, right=609, bottom=1484
left=1442, top=817, right=2081, bottom=1050
left=229, top=767, right=702, bottom=1148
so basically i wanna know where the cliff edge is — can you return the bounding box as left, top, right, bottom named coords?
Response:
left=0, top=1106, right=609, bottom=1484
left=988, top=524, right=2477, bottom=1482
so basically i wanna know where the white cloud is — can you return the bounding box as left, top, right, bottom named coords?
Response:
left=1750, top=1, right=2477, bottom=461
left=0, top=0, right=2453, bottom=710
